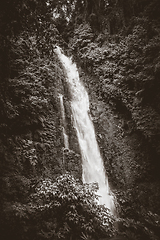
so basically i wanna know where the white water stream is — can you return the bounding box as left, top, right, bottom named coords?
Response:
left=55, top=47, right=115, bottom=213
left=59, top=94, right=69, bottom=149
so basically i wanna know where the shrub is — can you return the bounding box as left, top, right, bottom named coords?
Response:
left=2, top=174, right=116, bottom=240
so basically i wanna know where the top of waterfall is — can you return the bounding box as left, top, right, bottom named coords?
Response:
left=54, top=46, right=62, bottom=55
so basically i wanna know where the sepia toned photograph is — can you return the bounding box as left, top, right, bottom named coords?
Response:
left=0, top=1, right=160, bottom=239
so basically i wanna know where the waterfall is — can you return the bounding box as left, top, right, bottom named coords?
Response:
left=55, top=47, right=115, bottom=214
left=59, top=94, right=69, bottom=149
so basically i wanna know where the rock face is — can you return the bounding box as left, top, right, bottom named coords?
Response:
left=90, top=97, right=153, bottom=188
left=74, top=67, right=160, bottom=238
left=77, top=69, right=160, bottom=225
left=81, top=73, right=151, bottom=188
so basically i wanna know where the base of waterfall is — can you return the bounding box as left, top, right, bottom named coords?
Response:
left=97, top=188, right=115, bottom=215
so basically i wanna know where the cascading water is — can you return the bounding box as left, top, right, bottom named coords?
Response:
left=59, top=94, right=69, bottom=149
left=55, top=47, right=115, bottom=214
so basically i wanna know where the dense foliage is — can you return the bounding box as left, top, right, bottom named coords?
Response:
left=2, top=174, right=116, bottom=240
left=1, top=0, right=160, bottom=240
left=68, top=0, right=160, bottom=239
left=0, top=2, right=65, bottom=239
left=70, top=16, right=160, bottom=155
